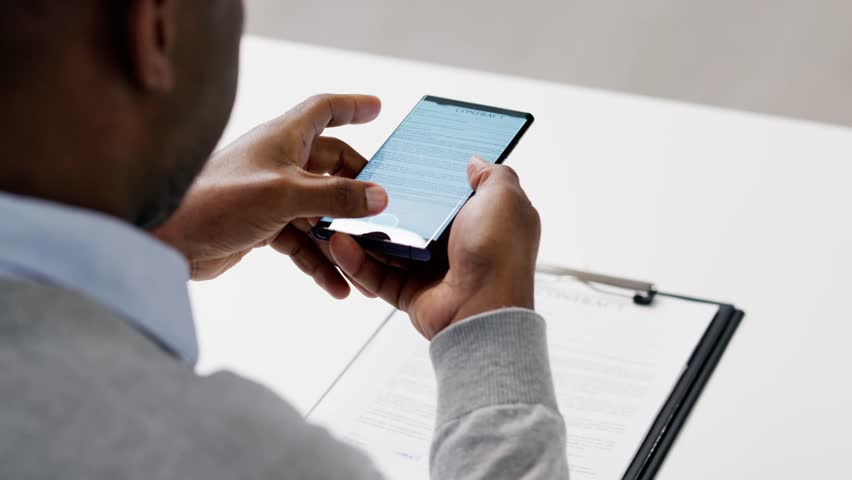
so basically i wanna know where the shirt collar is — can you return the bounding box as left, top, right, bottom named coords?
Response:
left=0, top=191, right=197, bottom=365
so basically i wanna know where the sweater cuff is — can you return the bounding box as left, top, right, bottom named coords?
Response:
left=429, top=308, right=558, bottom=425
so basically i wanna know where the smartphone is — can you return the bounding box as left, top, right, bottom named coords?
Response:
left=311, top=96, right=534, bottom=261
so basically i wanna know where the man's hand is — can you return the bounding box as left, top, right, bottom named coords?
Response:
left=155, top=94, right=387, bottom=297
left=329, top=157, right=541, bottom=339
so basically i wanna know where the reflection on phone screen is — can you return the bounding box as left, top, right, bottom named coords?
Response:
left=324, top=97, right=528, bottom=248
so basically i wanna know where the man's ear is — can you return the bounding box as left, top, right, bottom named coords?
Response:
left=127, top=0, right=178, bottom=92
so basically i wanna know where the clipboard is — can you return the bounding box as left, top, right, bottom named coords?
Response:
left=537, top=264, right=744, bottom=480
left=308, top=264, right=744, bottom=479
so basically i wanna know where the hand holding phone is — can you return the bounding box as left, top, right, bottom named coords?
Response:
left=155, top=94, right=388, bottom=290
left=312, top=96, right=533, bottom=261
left=329, top=157, right=541, bottom=339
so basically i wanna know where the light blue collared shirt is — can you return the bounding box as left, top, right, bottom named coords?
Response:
left=0, top=192, right=197, bottom=364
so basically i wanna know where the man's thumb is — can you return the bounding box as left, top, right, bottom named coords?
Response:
left=467, top=156, right=492, bottom=191
left=291, top=175, right=388, bottom=219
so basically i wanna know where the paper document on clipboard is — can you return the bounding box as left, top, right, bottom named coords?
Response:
left=308, top=273, right=720, bottom=479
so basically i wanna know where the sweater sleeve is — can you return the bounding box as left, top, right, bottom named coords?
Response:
left=428, top=308, right=569, bottom=479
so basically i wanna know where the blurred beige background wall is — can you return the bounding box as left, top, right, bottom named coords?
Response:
left=245, top=0, right=852, bottom=127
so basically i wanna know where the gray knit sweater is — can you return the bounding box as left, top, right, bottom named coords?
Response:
left=0, top=281, right=568, bottom=479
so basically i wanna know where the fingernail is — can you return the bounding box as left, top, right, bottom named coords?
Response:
left=470, top=155, right=488, bottom=167
left=365, top=186, right=388, bottom=213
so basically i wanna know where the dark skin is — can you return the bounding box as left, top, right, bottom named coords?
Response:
left=0, top=0, right=242, bottom=227
left=1, top=0, right=540, bottom=340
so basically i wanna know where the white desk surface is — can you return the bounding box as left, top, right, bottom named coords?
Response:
left=190, top=35, right=852, bottom=479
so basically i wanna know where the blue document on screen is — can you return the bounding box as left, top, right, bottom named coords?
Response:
left=326, top=97, right=528, bottom=248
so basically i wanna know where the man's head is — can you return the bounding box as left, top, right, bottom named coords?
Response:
left=0, top=0, right=244, bottom=228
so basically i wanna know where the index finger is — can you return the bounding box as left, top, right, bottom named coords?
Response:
left=306, top=137, right=368, bottom=178
left=278, top=94, right=382, bottom=141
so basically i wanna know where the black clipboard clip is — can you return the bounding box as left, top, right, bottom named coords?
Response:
left=536, top=264, right=658, bottom=306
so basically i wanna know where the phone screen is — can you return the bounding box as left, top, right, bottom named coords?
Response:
left=322, top=97, right=531, bottom=249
